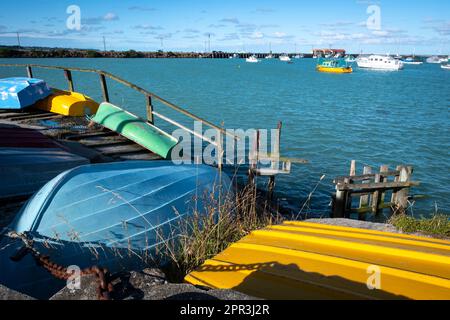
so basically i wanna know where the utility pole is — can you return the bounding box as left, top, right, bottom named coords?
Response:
left=159, top=36, right=164, bottom=52
left=208, top=33, right=211, bottom=53
left=16, top=32, right=21, bottom=47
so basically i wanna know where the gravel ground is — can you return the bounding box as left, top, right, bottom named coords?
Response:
left=0, top=285, right=34, bottom=300
left=305, top=218, right=400, bottom=233
left=51, top=268, right=256, bottom=301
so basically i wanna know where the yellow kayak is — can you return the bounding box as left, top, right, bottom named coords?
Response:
left=185, top=221, right=450, bottom=300
left=34, top=89, right=99, bottom=116
left=317, top=65, right=353, bottom=73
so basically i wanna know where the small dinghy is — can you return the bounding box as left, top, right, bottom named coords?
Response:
left=0, top=161, right=232, bottom=298
left=0, top=125, right=89, bottom=199
left=91, top=102, right=179, bottom=159
left=34, top=89, right=99, bottom=116
left=0, top=77, right=52, bottom=110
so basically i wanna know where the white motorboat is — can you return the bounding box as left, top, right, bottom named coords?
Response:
left=246, top=55, right=259, bottom=63
left=279, top=54, right=291, bottom=62
left=426, top=56, right=442, bottom=64
left=294, top=54, right=304, bottom=59
left=345, top=55, right=356, bottom=63
left=441, top=64, right=450, bottom=70
left=356, top=55, right=404, bottom=70
left=265, top=54, right=273, bottom=59
left=402, top=57, right=423, bottom=65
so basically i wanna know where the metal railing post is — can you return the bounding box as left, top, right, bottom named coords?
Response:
left=26, top=65, right=33, bottom=78
left=146, top=95, right=154, bottom=124
left=64, top=69, right=74, bottom=92
left=99, top=73, right=109, bottom=102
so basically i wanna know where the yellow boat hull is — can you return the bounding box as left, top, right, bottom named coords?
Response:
left=34, top=89, right=99, bottom=116
left=185, top=221, right=450, bottom=300
left=317, top=66, right=353, bottom=73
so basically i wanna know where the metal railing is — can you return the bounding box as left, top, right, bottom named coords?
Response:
left=0, top=63, right=238, bottom=167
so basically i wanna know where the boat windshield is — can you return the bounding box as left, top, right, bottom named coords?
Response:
left=318, top=58, right=348, bottom=68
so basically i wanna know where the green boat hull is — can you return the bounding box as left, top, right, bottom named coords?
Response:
left=91, top=102, right=178, bottom=159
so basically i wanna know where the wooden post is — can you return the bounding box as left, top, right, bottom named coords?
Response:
left=99, top=73, right=110, bottom=102
left=349, top=160, right=356, bottom=177
left=391, top=165, right=402, bottom=208
left=26, top=65, right=33, bottom=78
left=146, top=95, right=154, bottom=124
left=359, top=166, right=372, bottom=220
left=64, top=69, right=74, bottom=92
left=379, top=165, right=389, bottom=209
left=268, top=121, right=282, bottom=199
left=333, top=177, right=349, bottom=218
left=347, top=160, right=356, bottom=214
left=395, top=166, right=412, bottom=213
left=371, top=173, right=382, bottom=215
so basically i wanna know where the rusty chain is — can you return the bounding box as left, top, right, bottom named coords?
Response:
left=8, top=231, right=114, bottom=300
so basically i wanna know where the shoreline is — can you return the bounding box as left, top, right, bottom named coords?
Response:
left=0, top=46, right=437, bottom=59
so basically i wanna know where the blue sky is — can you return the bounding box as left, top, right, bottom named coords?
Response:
left=0, top=0, right=449, bottom=54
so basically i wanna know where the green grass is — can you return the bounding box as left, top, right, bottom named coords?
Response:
left=389, top=214, right=450, bottom=238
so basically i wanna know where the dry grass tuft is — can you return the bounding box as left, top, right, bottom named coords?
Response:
left=159, top=184, right=282, bottom=283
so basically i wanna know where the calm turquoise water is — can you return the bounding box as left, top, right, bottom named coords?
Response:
left=1, top=58, right=449, bottom=218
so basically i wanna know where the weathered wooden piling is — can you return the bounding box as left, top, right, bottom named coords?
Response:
left=332, top=161, right=420, bottom=219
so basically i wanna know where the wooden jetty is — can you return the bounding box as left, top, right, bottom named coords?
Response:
left=332, top=160, right=420, bottom=220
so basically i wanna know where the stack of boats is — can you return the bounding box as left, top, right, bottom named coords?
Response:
left=0, top=76, right=231, bottom=299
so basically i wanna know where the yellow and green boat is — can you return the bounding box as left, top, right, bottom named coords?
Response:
left=316, top=58, right=353, bottom=73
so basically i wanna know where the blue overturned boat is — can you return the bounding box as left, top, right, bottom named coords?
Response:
left=0, top=161, right=232, bottom=299
left=0, top=77, right=52, bottom=110
left=0, top=125, right=89, bottom=200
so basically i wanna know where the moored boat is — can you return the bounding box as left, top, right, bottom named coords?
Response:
left=356, top=55, right=404, bottom=70
left=0, top=161, right=232, bottom=298
left=246, top=55, right=259, bottom=63
left=0, top=78, right=52, bottom=110
left=279, top=54, right=291, bottom=62
left=0, top=125, right=89, bottom=200
left=345, top=55, right=356, bottom=63
left=91, top=102, right=179, bottom=159
left=34, top=89, right=99, bottom=116
left=426, top=56, right=442, bottom=64
left=316, top=58, right=353, bottom=73
left=402, top=57, right=423, bottom=65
